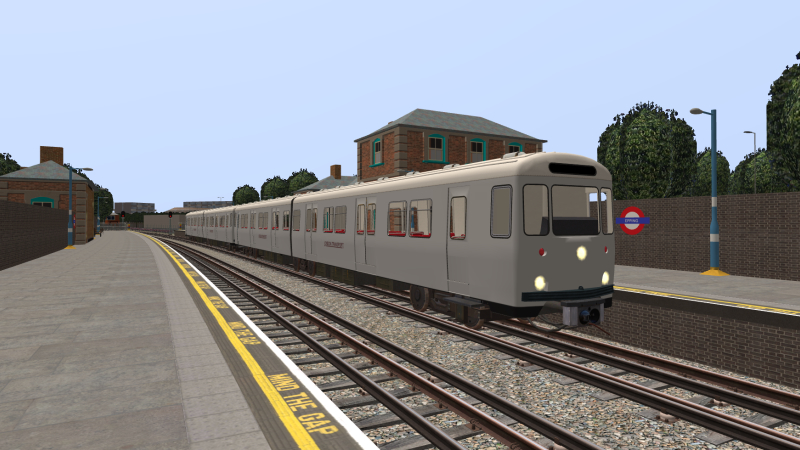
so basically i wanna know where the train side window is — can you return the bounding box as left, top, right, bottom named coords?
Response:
left=366, top=204, right=376, bottom=235
left=283, top=211, right=289, bottom=230
left=523, top=185, right=549, bottom=235
left=388, top=201, right=406, bottom=236
left=491, top=186, right=512, bottom=238
left=272, top=211, right=278, bottom=230
left=409, top=199, right=432, bottom=238
left=293, top=210, right=300, bottom=231
left=313, top=208, right=318, bottom=231
left=306, top=209, right=313, bottom=232
left=357, top=204, right=365, bottom=235
left=601, top=188, right=613, bottom=234
left=251, top=213, right=255, bottom=229
left=323, top=207, right=333, bottom=233
left=334, top=206, right=347, bottom=233
left=450, top=197, right=466, bottom=239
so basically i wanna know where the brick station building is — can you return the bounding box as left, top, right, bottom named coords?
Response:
left=0, top=146, right=96, bottom=244
left=355, top=109, right=547, bottom=182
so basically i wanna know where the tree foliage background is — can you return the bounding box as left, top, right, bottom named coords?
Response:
left=288, top=169, right=318, bottom=193
left=261, top=176, right=289, bottom=200
left=766, top=56, right=800, bottom=192
left=233, top=184, right=259, bottom=205
left=597, top=102, right=697, bottom=200
left=94, top=186, right=114, bottom=220
left=689, top=148, right=730, bottom=196
left=0, top=153, right=21, bottom=176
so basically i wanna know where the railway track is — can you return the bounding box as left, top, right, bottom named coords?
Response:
left=146, top=232, right=800, bottom=449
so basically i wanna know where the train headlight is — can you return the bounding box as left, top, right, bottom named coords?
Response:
left=577, top=246, right=587, bottom=261
left=602, top=271, right=610, bottom=285
left=534, top=276, right=546, bottom=291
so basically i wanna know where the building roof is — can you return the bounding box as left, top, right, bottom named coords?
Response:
left=354, top=109, right=545, bottom=142
left=166, top=207, right=208, bottom=213
left=1, top=160, right=96, bottom=191
left=293, top=175, right=358, bottom=193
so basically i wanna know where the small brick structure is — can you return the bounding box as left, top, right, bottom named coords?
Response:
left=0, top=200, right=68, bottom=271
left=614, top=192, right=800, bottom=281
left=538, top=291, right=800, bottom=389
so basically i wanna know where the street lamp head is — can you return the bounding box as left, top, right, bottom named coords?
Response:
left=743, top=131, right=753, bottom=134
left=690, top=108, right=704, bottom=115
left=82, top=168, right=93, bottom=171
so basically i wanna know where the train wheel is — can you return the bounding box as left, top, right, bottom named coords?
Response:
left=465, top=314, right=485, bottom=330
left=409, top=285, right=430, bottom=312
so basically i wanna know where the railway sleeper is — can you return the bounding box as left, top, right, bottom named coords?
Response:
left=354, top=396, right=482, bottom=430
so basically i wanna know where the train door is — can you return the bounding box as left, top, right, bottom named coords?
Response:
left=355, top=198, right=366, bottom=264
left=447, top=187, right=470, bottom=294
left=305, top=204, right=315, bottom=258
left=365, top=196, right=377, bottom=265
left=271, top=208, right=279, bottom=250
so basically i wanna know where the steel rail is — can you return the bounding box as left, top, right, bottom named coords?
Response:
left=174, top=242, right=551, bottom=450
left=499, top=318, right=800, bottom=410
left=156, top=234, right=800, bottom=449
left=364, top=284, right=800, bottom=424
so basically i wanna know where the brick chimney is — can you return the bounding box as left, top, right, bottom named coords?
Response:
left=330, top=164, right=341, bottom=180
left=40, top=146, right=64, bottom=165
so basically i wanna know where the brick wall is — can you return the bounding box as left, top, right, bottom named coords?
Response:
left=407, top=130, right=424, bottom=172
left=488, top=139, right=505, bottom=160
left=0, top=201, right=68, bottom=271
left=8, top=193, right=23, bottom=202
left=614, top=192, right=800, bottom=281
left=359, top=139, right=394, bottom=180
left=525, top=142, right=541, bottom=153
left=448, top=135, right=466, bottom=165
left=538, top=294, right=800, bottom=388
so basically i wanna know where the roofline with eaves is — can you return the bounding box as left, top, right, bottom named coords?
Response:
left=353, top=124, right=547, bottom=144
left=1, top=176, right=96, bottom=192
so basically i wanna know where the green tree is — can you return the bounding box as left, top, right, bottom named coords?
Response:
left=94, top=186, right=114, bottom=221
left=261, top=176, right=289, bottom=200
left=597, top=102, right=697, bottom=200
left=766, top=55, right=800, bottom=192
left=287, top=169, right=318, bottom=193
left=690, top=147, right=730, bottom=196
left=233, top=185, right=259, bottom=205
left=0, top=153, right=21, bottom=176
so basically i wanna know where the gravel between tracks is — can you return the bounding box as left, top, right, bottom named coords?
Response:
left=174, top=240, right=800, bottom=450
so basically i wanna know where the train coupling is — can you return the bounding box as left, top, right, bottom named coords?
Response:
left=560, top=298, right=606, bottom=327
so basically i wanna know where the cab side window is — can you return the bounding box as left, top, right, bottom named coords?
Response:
left=491, top=186, right=512, bottom=238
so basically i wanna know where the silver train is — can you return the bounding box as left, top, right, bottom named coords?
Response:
left=186, top=152, right=615, bottom=329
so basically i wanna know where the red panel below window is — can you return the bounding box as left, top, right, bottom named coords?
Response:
left=388, top=231, right=406, bottom=237
left=335, top=229, right=346, bottom=234
left=357, top=230, right=364, bottom=235
left=313, top=228, right=317, bottom=232
left=410, top=232, right=431, bottom=238
left=324, top=230, right=333, bottom=233
left=367, top=231, right=375, bottom=235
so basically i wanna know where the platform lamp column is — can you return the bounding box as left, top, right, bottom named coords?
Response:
left=64, top=163, right=93, bottom=249
left=690, top=108, right=728, bottom=276
left=743, top=131, right=756, bottom=193
left=96, top=195, right=108, bottom=235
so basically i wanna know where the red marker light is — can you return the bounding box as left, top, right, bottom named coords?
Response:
left=604, top=246, right=608, bottom=253
left=539, top=248, right=546, bottom=256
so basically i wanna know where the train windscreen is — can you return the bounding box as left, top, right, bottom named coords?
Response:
left=551, top=186, right=600, bottom=236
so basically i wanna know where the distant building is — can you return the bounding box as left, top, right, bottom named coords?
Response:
left=354, top=108, right=547, bottom=182
left=293, top=165, right=357, bottom=194
left=0, top=146, right=96, bottom=244
left=184, top=201, right=233, bottom=208
left=166, top=207, right=208, bottom=213
left=115, top=202, right=155, bottom=214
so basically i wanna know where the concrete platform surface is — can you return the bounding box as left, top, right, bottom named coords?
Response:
left=615, top=265, right=800, bottom=314
left=0, top=231, right=285, bottom=449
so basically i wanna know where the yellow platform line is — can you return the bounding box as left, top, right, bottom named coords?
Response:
left=615, top=286, right=800, bottom=317
left=138, top=233, right=320, bottom=450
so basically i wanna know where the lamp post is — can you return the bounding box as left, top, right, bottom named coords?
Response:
left=690, top=108, right=728, bottom=276
left=96, top=195, right=108, bottom=235
left=64, top=164, right=93, bottom=249
left=743, top=131, right=757, bottom=193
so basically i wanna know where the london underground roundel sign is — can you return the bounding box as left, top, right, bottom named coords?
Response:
left=616, top=207, right=650, bottom=235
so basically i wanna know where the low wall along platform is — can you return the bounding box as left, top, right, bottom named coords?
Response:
left=0, top=201, right=68, bottom=271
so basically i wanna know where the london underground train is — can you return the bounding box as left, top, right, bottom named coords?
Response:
left=186, top=152, right=614, bottom=329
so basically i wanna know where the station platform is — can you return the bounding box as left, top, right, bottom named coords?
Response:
left=614, top=265, right=800, bottom=325
left=0, top=230, right=375, bottom=450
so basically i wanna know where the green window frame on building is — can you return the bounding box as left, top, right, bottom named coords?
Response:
left=370, top=139, right=384, bottom=167
left=423, top=134, right=447, bottom=164
left=31, top=196, right=54, bottom=208
left=470, top=138, right=486, bottom=163
left=508, top=142, right=522, bottom=153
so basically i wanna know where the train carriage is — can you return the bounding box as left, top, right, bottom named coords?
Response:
left=187, top=151, right=614, bottom=330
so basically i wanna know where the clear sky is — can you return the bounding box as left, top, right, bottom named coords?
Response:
left=2, top=1, right=797, bottom=212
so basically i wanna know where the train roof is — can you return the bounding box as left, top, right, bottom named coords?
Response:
left=187, top=152, right=610, bottom=215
